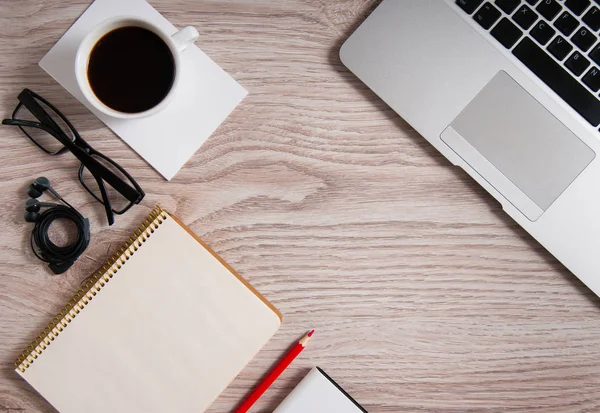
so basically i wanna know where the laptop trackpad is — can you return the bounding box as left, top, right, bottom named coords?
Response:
left=441, top=71, right=595, bottom=221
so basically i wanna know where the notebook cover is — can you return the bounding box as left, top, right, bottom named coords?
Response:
left=15, top=207, right=281, bottom=413
left=273, top=367, right=367, bottom=413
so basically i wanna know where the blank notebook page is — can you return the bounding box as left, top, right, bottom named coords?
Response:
left=17, top=210, right=281, bottom=413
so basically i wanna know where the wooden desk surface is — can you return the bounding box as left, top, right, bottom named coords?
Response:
left=1, top=1, right=599, bottom=412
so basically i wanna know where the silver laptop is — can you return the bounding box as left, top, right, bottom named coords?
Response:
left=341, top=0, right=600, bottom=295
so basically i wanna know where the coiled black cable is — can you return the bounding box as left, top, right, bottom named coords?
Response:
left=30, top=205, right=90, bottom=274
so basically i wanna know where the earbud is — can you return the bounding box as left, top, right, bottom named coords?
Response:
left=24, top=199, right=59, bottom=222
left=24, top=178, right=65, bottom=223
left=24, top=211, right=39, bottom=223
left=25, top=198, right=41, bottom=213
left=25, top=198, right=58, bottom=212
left=27, top=177, right=51, bottom=198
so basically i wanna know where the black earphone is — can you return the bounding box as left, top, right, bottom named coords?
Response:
left=24, top=177, right=65, bottom=222
left=25, top=199, right=61, bottom=223
left=24, top=177, right=91, bottom=274
left=26, top=176, right=52, bottom=198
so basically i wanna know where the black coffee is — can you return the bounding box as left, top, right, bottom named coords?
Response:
left=87, top=26, right=175, bottom=113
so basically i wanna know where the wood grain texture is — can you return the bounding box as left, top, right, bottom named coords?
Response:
left=1, top=1, right=599, bottom=412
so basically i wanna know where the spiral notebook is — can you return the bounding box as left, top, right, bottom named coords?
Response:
left=15, top=207, right=281, bottom=413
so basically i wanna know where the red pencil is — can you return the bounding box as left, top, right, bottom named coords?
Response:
left=234, top=330, right=315, bottom=413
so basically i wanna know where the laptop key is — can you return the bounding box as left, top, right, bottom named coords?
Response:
left=566, top=51, right=591, bottom=74
left=554, top=12, right=580, bottom=35
left=548, top=35, right=574, bottom=59
left=491, top=18, right=524, bottom=48
left=572, top=26, right=597, bottom=51
left=526, top=0, right=541, bottom=5
left=514, top=5, right=539, bottom=29
left=474, top=3, right=502, bottom=29
left=582, top=6, right=600, bottom=30
left=537, top=0, right=562, bottom=20
left=495, top=0, right=521, bottom=13
left=582, top=67, right=600, bottom=91
left=565, top=0, right=592, bottom=15
left=589, top=44, right=600, bottom=64
left=531, top=20, right=557, bottom=45
left=456, top=0, right=485, bottom=14
left=513, top=37, right=600, bottom=126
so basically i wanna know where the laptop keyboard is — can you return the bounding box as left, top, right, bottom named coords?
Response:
left=456, top=0, right=600, bottom=128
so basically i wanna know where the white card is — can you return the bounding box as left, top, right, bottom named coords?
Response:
left=274, top=367, right=366, bottom=413
left=39, top=0, right=247, bottom=180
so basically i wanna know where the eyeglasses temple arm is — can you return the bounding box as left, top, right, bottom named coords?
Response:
left=2, top=118, right=43, bottom=128
left=93, top=174, right=115, bottom=226
left=18, top=90, right=66, bottom=135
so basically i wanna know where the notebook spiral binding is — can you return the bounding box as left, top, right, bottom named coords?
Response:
left=15, top=206, right=168, bottom=373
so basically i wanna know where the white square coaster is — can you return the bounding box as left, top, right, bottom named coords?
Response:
left=39, top=0, right=248, bottom=180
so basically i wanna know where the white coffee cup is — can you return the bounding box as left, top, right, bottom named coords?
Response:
left=75, top=16, right=199, bottom=119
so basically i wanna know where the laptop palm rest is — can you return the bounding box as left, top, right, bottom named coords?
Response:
left=441, top=71, right=595, bottom=221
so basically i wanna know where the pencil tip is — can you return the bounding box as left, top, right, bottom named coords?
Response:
left=308, top=329, right=315, bottom=337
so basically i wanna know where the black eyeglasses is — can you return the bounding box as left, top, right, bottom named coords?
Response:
left=2, top=89, right=145, bottom=226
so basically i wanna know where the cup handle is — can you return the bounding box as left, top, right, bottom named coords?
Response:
left=171, top=26, right=199, bottom=53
